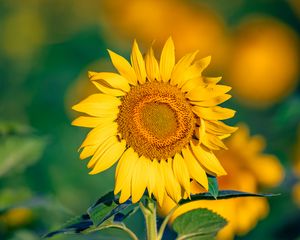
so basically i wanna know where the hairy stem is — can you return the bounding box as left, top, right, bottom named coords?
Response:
left=140, top=198, right=157, bottom=240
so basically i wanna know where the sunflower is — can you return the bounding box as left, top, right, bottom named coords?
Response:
left=72, top=38, right=236, bottom=205
left=159, top=124, right=284, bottom=239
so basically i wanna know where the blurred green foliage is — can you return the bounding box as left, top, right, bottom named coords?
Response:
left=0, top=0, right=299, bottom=239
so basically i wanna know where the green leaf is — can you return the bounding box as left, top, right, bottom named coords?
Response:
left=0, top=135, right=47, bottom=177
left=208, top=176, right=218, bottom=199
left=87, top=199, right=118, bottom=226
left=45, top=192, right=138, bottom=238
left=179, top=190, right=279, bottom=204
left=173, top=208, right=227, bottom=240
left=44, top=214, right=93, bottom=238
left=87, top=191, right=134, bottom=226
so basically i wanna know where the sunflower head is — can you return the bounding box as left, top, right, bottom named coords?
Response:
left=72, top=37, right=237, bottom=205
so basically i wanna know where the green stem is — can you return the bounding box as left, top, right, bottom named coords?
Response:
left=108, top=224, right=139, bottom=240
left=157, top=205, right=179, bottom=240
left=83, top=223, right=138, bottom=240
left=139, top=198, right=157, bottom=240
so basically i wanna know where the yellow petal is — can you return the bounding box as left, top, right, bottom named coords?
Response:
left=72, top=94, right=120, bottom=117
left=219, top=134, right=231, bottom=140
left=87, top=136, right=119, bottom=168
left=72, top=116, right=115, bottom=128
left=131, top=156, right=149, bottom=203
left=200, top=133, right=228, bottom=150
left=80, top=145, right=98, bottom=159
left=188, top=56, right=211, bottom=76
left=195, top=118, right=206, bottom=145
left=92, top=81, right=126, bottom=96
left=157, top=194, right=176, bottom=217
left=147, top=159, right=156, bottom=197
left=178, top=56, right=211, bottom=88
left=115, top=148, right=139, bottom=194
left=145, top=47, right=160, bottom=82
left=107, top=49, right=137, bottom=85
left=161, top=159, right=181, bottom=202
left=87, top=136, right=116, bottom=168
left=190, top=94, right=231, bottom=107
left=131, top=40, right=147, bottom=84
left=190, top=140, right=226, bottom=176
left=160, top=37, right=175, bottom=83
left=182, top=147, right=208, bottom=190
left=170, top=50, right=198, bottom=86
left=180, top=77, right=205, bottom=93
left=186, top=85, right=232, bottom=102
left=192, top=106, right=236, bottom=120
left=119, top=177, right=132, bottom=203
left=80, top=122, right=118, bottom=148
left=203, top=76, right=222, bottom=84
left=173, top=153, right=190, bottom=195
left=152, top=159, right=165, bottom=206
left=205, top=121, right=238, bottom=135
left=89, top=72, right=130, bottom=92
left=89, top=139, right=126, bottom=174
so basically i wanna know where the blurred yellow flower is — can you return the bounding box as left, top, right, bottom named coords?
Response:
left=226, top=16, right=300, bottom=107
left=159, top=124, right=284, bottom=239
left=72, top=38, right=236, bottom=205
left=0, top=208, right=33, bottom=228
left=100, top=0, right=229, bottom=71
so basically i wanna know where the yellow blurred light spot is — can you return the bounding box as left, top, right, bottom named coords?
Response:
left=227, top=16, right=299, bottom=107
left=0, top=208, right=33, bottom=228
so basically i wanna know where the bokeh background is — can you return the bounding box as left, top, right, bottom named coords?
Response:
left=1, top=0, right=300, bottom=239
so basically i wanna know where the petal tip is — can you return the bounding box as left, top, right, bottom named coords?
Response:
left=88, top=71, right=97, bottom=78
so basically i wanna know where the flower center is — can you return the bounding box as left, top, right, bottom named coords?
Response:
left=141, top=102, right=177, bottom=139
left=117, top=82, right=195, bottom=160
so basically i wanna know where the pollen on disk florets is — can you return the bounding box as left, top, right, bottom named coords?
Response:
left=117, top=82, right=195, bottom=160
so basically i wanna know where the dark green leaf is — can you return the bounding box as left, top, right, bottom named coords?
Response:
left=173, top=208, right=227, bottom=240
left=44, top=214, right=93, bottom=238
left=87, top=191, right=134, bottom=226
left=45, top=192, right=138, bottom=238
left=87, top=200, right=118, bottom=226
left=208, top=176, right=218, bottom=199
left=179, top=190, right=279, bottom=204
left=113, top=204, right=139, bottom=222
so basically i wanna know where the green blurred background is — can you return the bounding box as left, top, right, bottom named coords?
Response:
left=0, top=0, right=300, bottom=239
